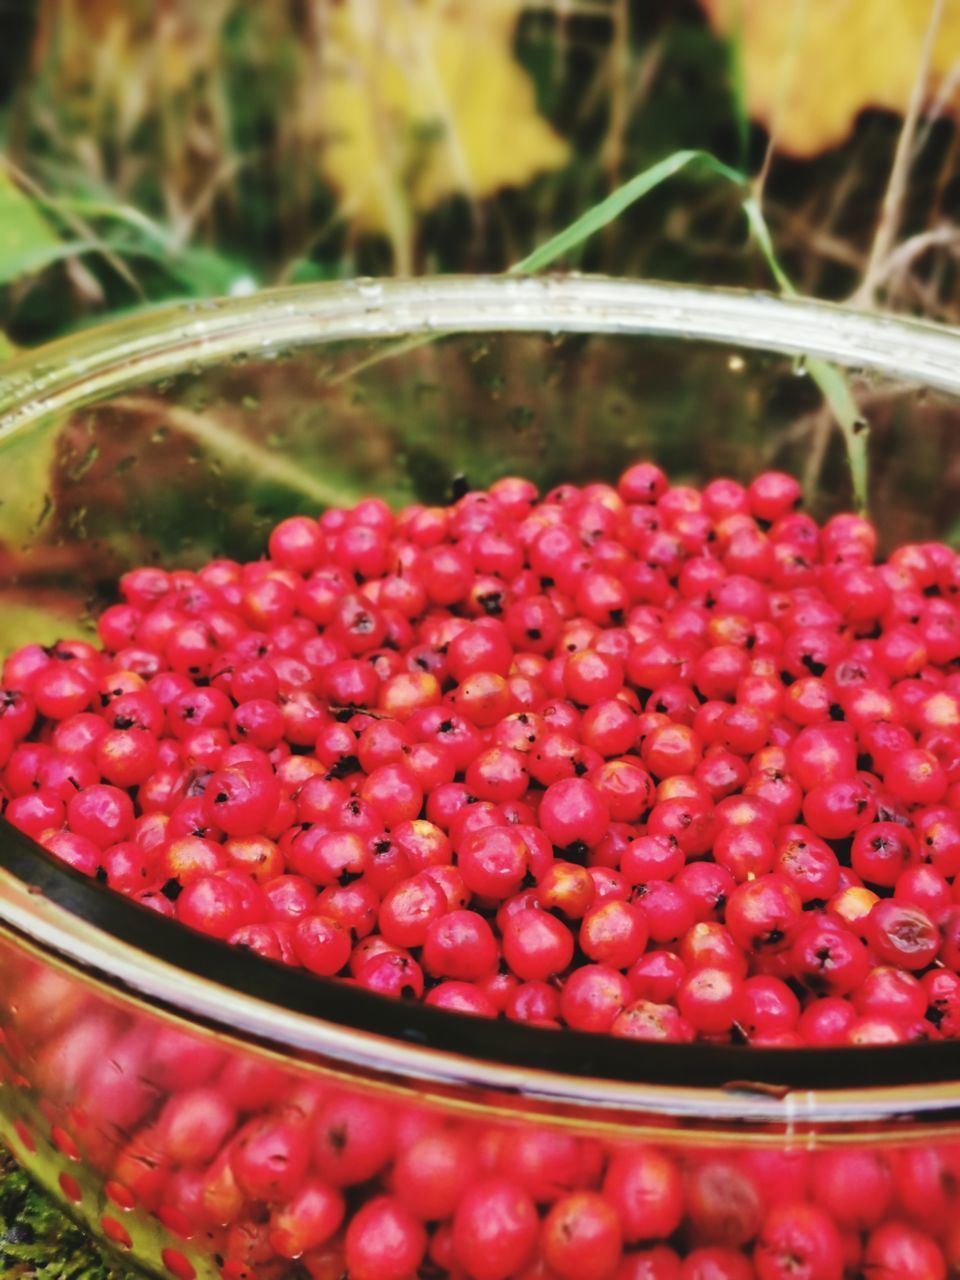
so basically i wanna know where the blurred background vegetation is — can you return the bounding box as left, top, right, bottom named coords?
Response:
left=1, top=0, right=959, bottom=359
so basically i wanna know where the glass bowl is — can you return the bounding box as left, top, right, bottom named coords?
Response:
left=0, top=276, right=959, bottom=1280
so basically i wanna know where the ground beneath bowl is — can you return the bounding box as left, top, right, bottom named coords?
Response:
left=0, top=1146, right=134, bottom=1280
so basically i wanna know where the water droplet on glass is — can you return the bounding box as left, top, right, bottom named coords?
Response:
left=354, top=278, right=383, bottom=303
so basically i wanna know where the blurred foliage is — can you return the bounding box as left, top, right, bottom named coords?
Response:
left=0, top=0, right=957, bottom=350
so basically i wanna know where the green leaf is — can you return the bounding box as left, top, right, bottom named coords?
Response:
left=0, top=168, right=93, bottom=285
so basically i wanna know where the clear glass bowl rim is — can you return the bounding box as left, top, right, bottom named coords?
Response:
left=3, top=274, right=960, bottom=1127
left=4, top=276, right=960, bottom=432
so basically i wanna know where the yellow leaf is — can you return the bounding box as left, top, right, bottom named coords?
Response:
left=700, top=0, right=960, bottom=155
left=318, top=0, right=569, bottom=240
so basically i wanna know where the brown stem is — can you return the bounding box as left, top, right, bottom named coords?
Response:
left=851, top=0, right=945, bottom=308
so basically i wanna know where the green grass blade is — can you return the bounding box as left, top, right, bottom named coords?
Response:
left=741, top=196, right=794, bottom=295
left=510, top=150, right=745, bottom=274
left=50, top=198, right=174, bottom=249
left=511, top=158, right=869, bottom=515
left=0, top=165, right=101, bottom=284
left=0, top=238, right=101, bottom=284
left=741, top=197, right=869, bottom=512
left=111, top=396, right=363, bottom=509
left=326, top=152, right=747, bottom=386
left=728, top=0, right=750, bottom=168
left=806, top=357, right=869, bottom=512
left=323, top=143, right=871, bottom=514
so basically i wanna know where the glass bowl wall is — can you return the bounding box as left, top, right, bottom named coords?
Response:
left=0, top=277, right=959, bottom=1280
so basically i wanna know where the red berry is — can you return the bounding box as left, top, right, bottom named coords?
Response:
left=392, top=1128, right=477, bottom=1222
left=422, top=909, right=498, bottom=981
left=32, top=663, right=96, bottom=719
left=157, top=1088, right=237, bottom=1166
left=560, top=964, right=632, bottom=1032
left=811, top=1150, right=894, bottom=1231
left=541, top=1191, right=623, bottom=1280
left=537, top=860, right=596, bottom=919
left=725, top=876, right=802, bottom=954
left=231, top=1115, right=310, bottom=1201
left=291, top=915, right=352, bottom=975
left=503, top=908, right=574, bottom=981
left=676, top=967, right=741, bottom=1035
left=791, top=920, right=870, bottom=996
left=66, top=783, right=135, bottom=846
left=344, top=1195, right=427, bottom=1280
left=269, top=1178, right=344, bottom=1258
left=754, top=1203, right=843, bottom=1280
left=680, top=1247, right=753, bottom=1280
left=453, top=1179, right=539, bottom=1280
left=884, top=748, right=948, bottom=805
left=203, top=762, right=280, bottom=838
left=802, top=777, right=876, bottom=840
left=378, top=873, right=446, bottom=948
left=603, top=1147, right=683, bottom=1242
left=311, top=1094, right=394, bottom=1190
left=459, top=825, right=530, bottom=899
left=540, top=777, right=610, bottom=850
left=177, top=876, right=246, bottom=940
left=863, top=1222, right=946, bottom=1280
left=867, top=899, right=940, bottom=970
left=685, top=1159, right=762, bottom=1246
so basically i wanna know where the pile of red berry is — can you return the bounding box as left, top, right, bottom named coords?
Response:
left=12, top=948, right=959, bottom=1280
left=2, top=462, right=960, bottom=1046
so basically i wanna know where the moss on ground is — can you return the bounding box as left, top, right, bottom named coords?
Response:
left=0, top=1148, right=137, bottom=1280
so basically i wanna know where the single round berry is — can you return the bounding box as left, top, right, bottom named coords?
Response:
left=868, top=900, right=940, bottom=971
left=541, top=1191, right=623, bottom=1280
left=539, top=777, right=610, bottom=850
left=453, top=1179, right=539, bottom=1280
left=863, top=1222, right=946, bottom=1280
left=503, top=908, right=574, bottom=982
left=603, top=1146, right=683, bottom=1243
left=344, top=1195, right=427, bottom=1280
left=203, top=762, right=280, bottom=838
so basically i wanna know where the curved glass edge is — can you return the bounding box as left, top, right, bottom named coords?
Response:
left=1, top=277, right=960, bottom=1119
left=2, top=276, right=960, bottom=441
left=4, top=818, right=960, bottom=1127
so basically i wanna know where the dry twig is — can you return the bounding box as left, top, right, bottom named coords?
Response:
left=851, top=0, right=946, bottom=307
